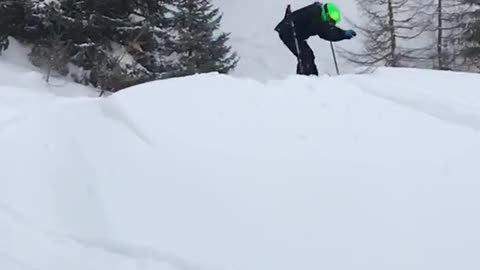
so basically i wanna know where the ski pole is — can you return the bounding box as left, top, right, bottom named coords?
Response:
left=330, top=41, right=340, bottom=75
left=287, top=5, right=303, bottom=74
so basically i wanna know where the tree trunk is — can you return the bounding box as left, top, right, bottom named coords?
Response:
left=438, top=0, right=443, bottom=69
left=387, top=0, right=397, bottom=66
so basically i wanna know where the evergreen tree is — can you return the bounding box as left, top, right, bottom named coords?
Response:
left=128, top=0, right=176, bottom=78
left=171, top=0, right=238, bottom=76
left=0, top=0, right=26, bottom=53
left=23, top=0, right=70, bottom=79
left=58, top=0, right=176, bottom=88
left=0, top=0, right=239, bottom=91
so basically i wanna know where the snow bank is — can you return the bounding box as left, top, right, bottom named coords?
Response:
left=0, top=38, right=97, bottom=98
left=1, top=64, right=480, bottom=270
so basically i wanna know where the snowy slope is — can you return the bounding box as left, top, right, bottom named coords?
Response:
left=212, top=0, right=361, bottom=79
left=1, top=40, right=480, bottom=270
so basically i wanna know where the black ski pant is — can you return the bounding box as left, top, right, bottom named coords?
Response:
left=276, top=26, right=318, bottom=76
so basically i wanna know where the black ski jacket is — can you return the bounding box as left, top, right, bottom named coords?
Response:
left=275, top=2, right=349, bottom=42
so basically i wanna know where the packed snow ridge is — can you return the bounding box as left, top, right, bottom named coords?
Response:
left=1, top=46, right=480, bottom=270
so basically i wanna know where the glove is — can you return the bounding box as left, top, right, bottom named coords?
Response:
left=345, top=29, right=357, bottom=39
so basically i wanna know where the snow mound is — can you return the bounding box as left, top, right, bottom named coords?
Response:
left=1, top=64, right=480, bottom=270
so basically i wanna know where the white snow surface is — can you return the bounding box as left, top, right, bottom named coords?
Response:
left=1, top=40, right=480, bottom=270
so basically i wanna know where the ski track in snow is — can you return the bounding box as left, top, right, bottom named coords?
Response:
left=71, top=237, right=216, bottom=270
left=0, top=92, right=202, bottom=269
left=1, top=39, right=480, bottom=270
left=0, top=252, right=39, bottom=270
left=349, top=72, right=480, bottom=133
left=0, top=199, right=207, bottom=270
left=98, top=97, right=155, bottom=147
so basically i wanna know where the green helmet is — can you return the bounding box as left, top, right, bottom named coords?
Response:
left=321, top=2, right=341, bottom=24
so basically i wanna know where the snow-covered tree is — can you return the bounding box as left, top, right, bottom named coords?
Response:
left=127, top=0, right=176, bottom=78
left=0, top=0, right=239, bottom=91
left=171, top=0, right=238, bottom=76
left=21, top=1, right=69, bottom=80
left=58, top=0, right=177, bottom=88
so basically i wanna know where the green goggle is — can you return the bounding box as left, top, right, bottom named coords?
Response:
left=329, top=11, right=340, bottom=22
left=321, top=3, right=341, bottom=24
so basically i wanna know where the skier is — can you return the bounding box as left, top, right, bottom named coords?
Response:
left=274, top=2, right=357, bottom=75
